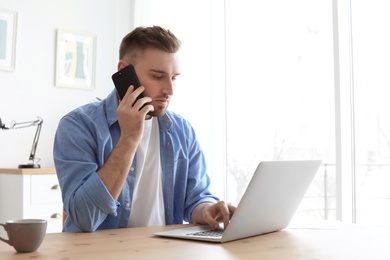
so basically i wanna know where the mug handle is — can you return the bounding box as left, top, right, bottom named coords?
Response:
left=0, top=223, right=11, bottom=245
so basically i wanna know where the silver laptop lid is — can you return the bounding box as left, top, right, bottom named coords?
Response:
left=221, top=160, right=321, bottom=242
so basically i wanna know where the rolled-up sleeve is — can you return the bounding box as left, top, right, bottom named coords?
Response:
left=54, top=91, right=127, bottom=232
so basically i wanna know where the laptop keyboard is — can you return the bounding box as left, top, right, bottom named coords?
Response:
left=186, top=228, right=224, bottom=237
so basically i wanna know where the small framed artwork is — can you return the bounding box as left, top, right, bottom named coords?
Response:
left=0, top=8, right=17, bottom=71
left=55, top=29, right=96, bottom=89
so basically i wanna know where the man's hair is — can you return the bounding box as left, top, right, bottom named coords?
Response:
left=119, top=26, right=181, bottom=64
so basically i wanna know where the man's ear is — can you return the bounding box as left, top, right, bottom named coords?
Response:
left=117, top=60, right=128, bottom=71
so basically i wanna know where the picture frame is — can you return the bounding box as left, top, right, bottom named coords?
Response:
left=55, top=29, right=96, bottom=89
left=0, top=8, right=17, bottom=71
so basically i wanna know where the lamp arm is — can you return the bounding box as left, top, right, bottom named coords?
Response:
left=8, top=117, right=43, bottom=130
left=29, top=119, right=43, bottom=163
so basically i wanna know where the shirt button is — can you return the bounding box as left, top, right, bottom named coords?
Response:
left=130, top=166, right=135, bottom=172
left=126, top=202, right=131, bottom=207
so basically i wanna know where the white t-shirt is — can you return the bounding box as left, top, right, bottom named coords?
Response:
left=128, top=117, right=165, bottom=227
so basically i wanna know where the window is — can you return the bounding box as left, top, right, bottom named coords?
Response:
left=225, top=0, right=336, bottom=221
left=132, top=0, right=390, bottom=226
left=350, top=0, right=390, bottom=226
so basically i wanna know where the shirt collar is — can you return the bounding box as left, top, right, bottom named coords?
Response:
left=105, top=89, right=120, bottom=127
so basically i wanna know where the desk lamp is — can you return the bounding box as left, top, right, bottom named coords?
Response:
left=0, top=116, right=43, bottom=168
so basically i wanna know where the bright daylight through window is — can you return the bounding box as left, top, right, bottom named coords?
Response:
left=133, top=0, right=390, bottom=227
left=225, top=0, right=336, bottom=222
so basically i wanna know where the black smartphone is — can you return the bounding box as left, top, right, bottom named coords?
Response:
left=112, top=64, right=143, bottom=102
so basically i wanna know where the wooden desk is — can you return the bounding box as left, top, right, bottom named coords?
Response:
left=1, top=223, right=389, bottom=259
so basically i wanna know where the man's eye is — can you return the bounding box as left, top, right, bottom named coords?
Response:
left=154, top=74, right=163, bottom=79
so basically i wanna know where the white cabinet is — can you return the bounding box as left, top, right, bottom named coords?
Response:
left=0, top=168, right=63, bottom=236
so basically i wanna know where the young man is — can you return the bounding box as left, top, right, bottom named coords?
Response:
left=54, top=26, right=235, bottom=232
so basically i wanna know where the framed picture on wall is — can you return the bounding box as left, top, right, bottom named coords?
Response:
left=0, top=9, right=17, bottom=71
left=55, top=29, right=96, bottom=89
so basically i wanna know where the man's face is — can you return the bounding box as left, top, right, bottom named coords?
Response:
left=133, top=48, right=180, bottom=117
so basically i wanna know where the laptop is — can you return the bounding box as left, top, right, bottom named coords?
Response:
left=153, top=160, right=322, bottom=243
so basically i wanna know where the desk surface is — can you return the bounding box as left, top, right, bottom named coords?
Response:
left=0, top=168, right=56, bottom=175
left=1, top=223, right=390, bottom=259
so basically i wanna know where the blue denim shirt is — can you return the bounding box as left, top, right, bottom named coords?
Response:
left=54, top=89, right=219, bottom=232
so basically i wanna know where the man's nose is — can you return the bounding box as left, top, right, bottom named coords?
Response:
left=162, top=80, right=174, bottom=95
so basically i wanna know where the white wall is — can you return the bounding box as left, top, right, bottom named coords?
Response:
left=0, top=0, right=134, bottom=168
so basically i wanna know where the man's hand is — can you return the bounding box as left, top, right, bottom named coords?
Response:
left=97, top=85, right=153, bottom=200
left=192, top=201, right=236, bottom=229
left=117, top=85, right=153, bottom=143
